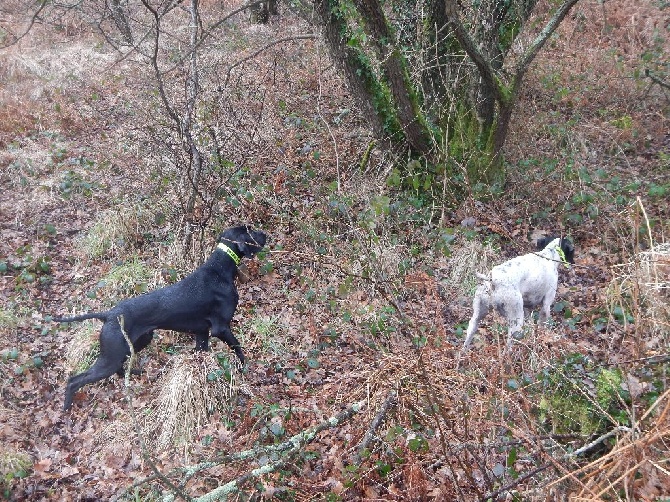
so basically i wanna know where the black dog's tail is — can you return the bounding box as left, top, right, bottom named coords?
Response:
left=52, top=312, right=109, bottom=323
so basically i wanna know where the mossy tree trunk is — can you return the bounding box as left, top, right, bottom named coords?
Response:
left=313, top=0, right=581, bottom=189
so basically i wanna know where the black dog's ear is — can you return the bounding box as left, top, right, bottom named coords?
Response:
left=560, top=238, right=575, bottom=264
left=236, top=239, right=257, bottom=258
left=235, top=228, right=266, bottom=258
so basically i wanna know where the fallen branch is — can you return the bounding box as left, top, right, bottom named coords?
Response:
left=646, top=69, right=670, bottom=91
left=158, top=400, right=367, bottom=501
left=351, top=390, right=397, bottom=465
left=482, top=425, right=633, bottom=500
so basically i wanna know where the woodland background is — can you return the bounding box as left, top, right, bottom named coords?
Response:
left=0, top=0, right=669, bottom=500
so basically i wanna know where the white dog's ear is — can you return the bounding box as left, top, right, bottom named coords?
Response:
left=536, top=236, right=553, bottom=249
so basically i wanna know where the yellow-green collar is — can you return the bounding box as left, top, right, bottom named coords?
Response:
left=217, top=243, right=241, bottom=266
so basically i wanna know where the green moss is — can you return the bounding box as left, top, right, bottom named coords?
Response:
left=537, top=354, right=631, bottom=437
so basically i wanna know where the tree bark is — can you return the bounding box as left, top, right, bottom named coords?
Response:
left=313, top=0, right=401, bottom=146
left=355, top=0, right=433, bottom=154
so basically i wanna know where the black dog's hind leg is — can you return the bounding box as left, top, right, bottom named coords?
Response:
left=65, top=322, right=132, bottom=410
left=65, top=345, right=128, bottom=411
left=212, top=324, right=245, bottom=363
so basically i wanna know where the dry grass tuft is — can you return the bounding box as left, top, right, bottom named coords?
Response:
left=145, top=352, right=240, bottom=451
left=0, top=447, right=31, bottom=488
left=95, top=352, right=241, bottom=458
left=442, top=238, right=498, bottom=297
left=558, top=389, right=670, bottom=499
left=101, top=257, right=155, bottom=299
left=607, top=201, right=670, bottom=350
left=609, top=242, right=670, bottom=342
left=79, top=202, right=169, bottom=260
left=94, top=417, right=135, bottom=463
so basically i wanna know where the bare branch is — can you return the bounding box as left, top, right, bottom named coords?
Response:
left=140, top=0, right=181, bottom=128
left=351, top=390, right=397, bottom=465
left=443, top=0, right=505, bottom=104
left=512, top=0, right=581, bottom=91
left=0, top=1, right=47, bottom=47
left=224, top=34, right=317, bottom=86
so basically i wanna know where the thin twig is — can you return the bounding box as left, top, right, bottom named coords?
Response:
left=224, top=34, right=317, bottom=86
left=117, top=315, right=192, bottom=502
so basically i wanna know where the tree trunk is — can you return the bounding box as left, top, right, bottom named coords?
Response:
left=108, top=0, right=133, bottom=45
left=313, top=0, right=582, bottom=189
left=354, top=0, right=434, bottom=154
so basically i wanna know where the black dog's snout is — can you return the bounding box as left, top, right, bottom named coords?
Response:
left=252, top=230, right=267, bottom=249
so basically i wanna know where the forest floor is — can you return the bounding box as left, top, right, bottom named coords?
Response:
left=1, top=1, right=669, bottom=500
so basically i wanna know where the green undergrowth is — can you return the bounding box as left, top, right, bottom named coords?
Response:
left=0, top=448, right=31, bottom=497
left=534, top=354, right=632, bottom=437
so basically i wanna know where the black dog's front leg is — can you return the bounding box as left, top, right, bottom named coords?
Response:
left=212, top=325, right=245, bottom=363
left=194, top=332, right=210, bottom=351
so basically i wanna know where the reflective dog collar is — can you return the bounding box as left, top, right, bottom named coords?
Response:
left=216, top=243, right=241, bottom=266
left=556, top=246, right=570, bottom=269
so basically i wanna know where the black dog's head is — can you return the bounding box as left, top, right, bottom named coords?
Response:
left=219, top=225, right=267, bottom=258
left=537, top=235, right=575, bottom=265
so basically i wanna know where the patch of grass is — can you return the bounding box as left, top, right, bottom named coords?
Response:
left=79, top=202, right=169, bottom=260
left=358, top=305, right=398, bottom=350
left=247, top=315, right=290, bottom=357
left=0, top=448, right=31, bottom=492
left=5, top=244, right=53, bottom=289
left=100, top=257, right=154, bottom=299
left=0, top=308, right=19, bottom=330
left=64, top=323, right=99, bottom=374
left=536, top=354, right=631, bottom=436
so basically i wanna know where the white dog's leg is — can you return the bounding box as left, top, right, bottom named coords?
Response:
left=505, top=291, right=525, bottom=345
left=464, top=316, right=479, bottom=348
left=538, top=289, right=556, bottom=324
left=464, top=284, right=490, bottom=347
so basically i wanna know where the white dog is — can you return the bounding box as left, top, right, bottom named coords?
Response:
left=463, top=236, right=575, bottom=347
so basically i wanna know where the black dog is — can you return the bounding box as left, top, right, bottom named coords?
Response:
left=53, top=225, right=267, bottom=411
